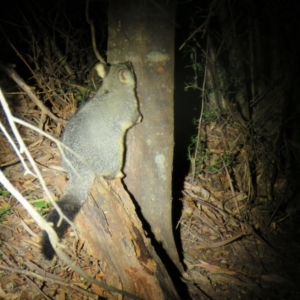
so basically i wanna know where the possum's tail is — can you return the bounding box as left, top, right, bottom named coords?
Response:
left=41, top=173, right=94, bottom=260
left=41, top=193, right=82, bottom=260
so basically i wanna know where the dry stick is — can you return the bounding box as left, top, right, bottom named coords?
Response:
left=11, top=115, right=106, bottom=231
left=0, top=89, right=66, bottom=249
left=85, top=0, right=106, bottom=64
left=13, top=116, right=93, bottom=231
left=49, top=37, right=75, bottom=78
left=0, top=122, right=31, bottom=174
left=12, top=116, right=97, bottom=208
left=0, top=91, right=141, bottom=300
left=0, top=139, right=49, bottom=168
left=0, top=264, right=52, bottom=300
left=0, top=264, right=98, bottom=299
left=196, top=231, right=247, bottom=250
left=11, top=117, right=75, bottom=229
left=241, top=148, right=253, bottom=205
left=191, top=37, right=208, bottom=181
left=179, top=0, right=217, bottom=51
left=39, top=36, right=63, bottom=114
left=0, top=175, right=141, bottom=300
left=0, top=32, right=67, bottom=125
left=25, top=8, right=74, bottom=79
left=185, top=184, right=274, bottom=253
left=0, top=64, right=67, bottom=126
left=0, top=89, right=70, bottom=227
left=0, top=172, right=61, bottom=257
left=179, top=23, right=206, bottom=51
left=221, top=157, right=241, bottom=217
left=25, top=276, right=52, bottom=300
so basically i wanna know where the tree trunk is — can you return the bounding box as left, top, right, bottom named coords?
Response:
left=77, top=177, right=179, bottom=299
left=75, top=0, right=181, bottom=298
left=107, top=0, right=181, bottom=271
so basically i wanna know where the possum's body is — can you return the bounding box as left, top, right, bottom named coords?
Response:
left=41, top=63, right=142, bottom=259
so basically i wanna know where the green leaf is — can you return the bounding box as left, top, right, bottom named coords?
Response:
left=0, top=206, right=11, bottom=222
left=0, top=190, right=10, bottom=196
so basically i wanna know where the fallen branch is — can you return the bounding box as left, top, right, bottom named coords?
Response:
left=0, top=90, right=141, bottom=300
left=0, top=63, right=67, bottom=125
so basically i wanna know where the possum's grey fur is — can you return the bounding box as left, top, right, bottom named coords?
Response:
left=41, top=62, right=142, bottom=259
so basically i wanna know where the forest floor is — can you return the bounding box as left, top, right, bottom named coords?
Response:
left=176, top=114, right=300, bottom=299
left=179, top=178, right=300, bottom=299
left=0, top=95, right=300, bottom=300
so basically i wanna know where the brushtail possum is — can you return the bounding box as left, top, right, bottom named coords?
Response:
left=41, top=62, right=142, bottom=259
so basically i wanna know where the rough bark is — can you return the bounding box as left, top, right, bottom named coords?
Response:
left=76, top=1, right=181, bottom=297
left=107, top=0, right=181, bottom=271
left=77, top=177, right=179, bottom=299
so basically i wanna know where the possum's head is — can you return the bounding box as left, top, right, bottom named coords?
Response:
left=95, top=62, right=136, bottom=89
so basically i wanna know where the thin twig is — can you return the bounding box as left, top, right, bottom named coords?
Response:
left=85, top=0, right=106, bottom=64
left=192, top=36, right=208, bottom=181
left=0, top=264, right=97, bottom=299
left=0, top=122, right=31, bottom=175
left=0, top=64, right=67, bottom=125
left=0, top=90, right=141, bottom=300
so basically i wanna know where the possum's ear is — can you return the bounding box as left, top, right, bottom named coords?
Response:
left=95, top=63, right=108, bottom=79
left=118, top=68, right=135, bottom=87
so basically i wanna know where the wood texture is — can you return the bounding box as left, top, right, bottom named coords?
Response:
left=107, top=0, right=181, bottom=271
left=77, top=177, right=179, bottom=299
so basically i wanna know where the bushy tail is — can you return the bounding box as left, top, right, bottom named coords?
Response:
left=41, top=193, right=82, bottom=260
